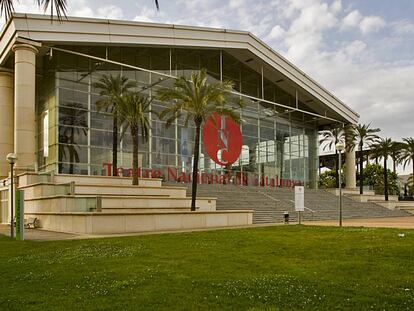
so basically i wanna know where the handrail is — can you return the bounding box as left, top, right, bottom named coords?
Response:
left=258, top=191, right=280, bottom=202
left=304, top=206, right=315, bottom=221
left=287, top=199, right=316, bottom=221
left=304, top=206, right=315, bottom=213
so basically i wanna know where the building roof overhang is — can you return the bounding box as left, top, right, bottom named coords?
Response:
left=0, top=13, right=359, bottom=124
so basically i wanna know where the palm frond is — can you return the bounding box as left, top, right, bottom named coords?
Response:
left=400, top=137, right=414, bottom=169
left=370, top=137, right=394, bottom=161
left=319, top=126, right=345, bottom=151
left=156, top=68, right=240, bottom=129
left=117, top=91, right=152, bottom=143
left=0, top=0, right=14, bottom=19
left=1, top=0, right=68, bottom=21
left=37, top=0, right=67, bottom=20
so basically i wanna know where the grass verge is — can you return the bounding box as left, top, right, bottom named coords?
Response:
left=1, top=225, right=413, bottom=310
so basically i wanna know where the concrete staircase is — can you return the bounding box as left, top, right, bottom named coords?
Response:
left=337, top=189, right=414, bottom=215
left=4, top=173, right=253, bottom=234
left=181, top=184, right=411, bottom=224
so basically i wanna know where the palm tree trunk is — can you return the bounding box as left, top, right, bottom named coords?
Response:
left=359, top=144, right=364, bottom=194
left=393, top=157, right=396, bottom=175
left=384, top=158, right=389, bottom=201
left=335, top=150, right=339, bottom=188
left=69, top=128, right=74, bottom=174
left=132, top=126, right=139, bottom=186
left=112, top=112, right=118, bottom=176
left=190, top=121, right=202, bottom=211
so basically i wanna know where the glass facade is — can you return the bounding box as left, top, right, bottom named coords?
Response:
left=36, top=46, right=319, bottom=188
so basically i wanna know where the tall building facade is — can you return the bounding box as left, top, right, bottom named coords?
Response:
left=0, top=14, right=359, bottom=190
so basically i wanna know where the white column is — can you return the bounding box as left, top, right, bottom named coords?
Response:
left=0, top=68, right=14, bottom=179
left=345, top=147, right=356, bottom=189
left=12, top=44, right=38, bottom=172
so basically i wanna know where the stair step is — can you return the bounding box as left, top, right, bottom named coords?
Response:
left=185, top=184, right=411, bottom=224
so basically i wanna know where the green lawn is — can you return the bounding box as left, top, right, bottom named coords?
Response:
left=1, top=225, right=413, bottom=310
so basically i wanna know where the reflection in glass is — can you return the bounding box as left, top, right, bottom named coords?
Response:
left=38, top=45, right=320, bottom=187
left=58, top=102, right=88, bottom=174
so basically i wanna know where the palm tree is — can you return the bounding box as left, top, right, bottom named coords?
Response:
left=347, top=123, right=380, bottom=194
left=400, top=137, right=414, bottom=187
left=390, top=141, right=403, bottom=175
left=117, top=92, right=151, bottom=185
left=93, top=74, right=136, bottom=177
left=1, top=0, right=67, bottom=20
left=319, top=126, right=345, bottom=188
left=371, top=138, right=394, bottom=201
left=157, top=69, right=242, bottom=211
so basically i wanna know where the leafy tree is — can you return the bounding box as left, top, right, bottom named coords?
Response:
left=318, top=170, right=338, bottom=189
left=371, top=138, right=394, bottom=201
left=400, top=137, right=414, bottom=187
left=117, top=92, right=151, bottom=185
left=157, top=69, right=242, bottom=211
left=93, top=74, right=136, bottom=176
left=362, top=163, right=398, bottom=195
left=346, top=123, right=380, bottom=194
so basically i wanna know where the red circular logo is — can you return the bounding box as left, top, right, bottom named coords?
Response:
left=202, top=113, right=243, bottom=166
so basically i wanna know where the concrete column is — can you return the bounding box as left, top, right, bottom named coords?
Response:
left=345, top=147, right=357, bottom=189
left=12, top=44, right=38, bottom=172
left=0, top=68, right=14, bottom=179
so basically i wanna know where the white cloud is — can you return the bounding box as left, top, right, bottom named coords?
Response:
left=134, top=6, right=156, bottom=23
left=330, top=0, right=342, bottom=13
left=67, top=0, right=94, bottom=17
left=344, top=40, right=367, bottom=56
left=0, top=0, right=413, bottom=147
left=289, top=2, right=337, bottom=33
left=342, top=10, right=386, bottom=34
left=359, top=16, right=386, bottom=34
left=392, top=19, right=414, bottom=34
left=282, top=1, right=339, bottom=64
left=343, top=10, right=362, bottom=28
left=265, top=25, right=285, bottom=41
left=97, top=5, right=123, bottom=20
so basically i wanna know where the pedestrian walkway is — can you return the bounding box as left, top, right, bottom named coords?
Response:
left=0, top=225, right=80, bottom=241
left=2, top=216, right=414, bottom=242
left=303, top=216, right=414, bottom=229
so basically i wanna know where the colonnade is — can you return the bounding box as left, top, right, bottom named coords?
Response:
left=0, top=43, right=38, bottom=178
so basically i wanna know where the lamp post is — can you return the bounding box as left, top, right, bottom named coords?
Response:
left=6, top=153, right=17, bottom=238
left=335, top=143, right=345, bottom=227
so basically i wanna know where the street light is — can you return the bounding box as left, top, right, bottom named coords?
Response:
left=6, top=153, right=17, bottom=239
left=335, top=143, right=345, bottom=227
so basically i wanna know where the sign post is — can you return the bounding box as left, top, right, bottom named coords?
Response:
left=295, top=186, right=304, bottom=224
left=15, top=190, right=24, bottom=241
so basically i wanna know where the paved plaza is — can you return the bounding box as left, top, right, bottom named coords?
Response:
left=1, top=216, right=414, bottom=242
left=303, top=216, right=414, bottom=229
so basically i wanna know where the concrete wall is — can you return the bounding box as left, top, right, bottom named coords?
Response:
left=25, top=210, right=253, bottom=234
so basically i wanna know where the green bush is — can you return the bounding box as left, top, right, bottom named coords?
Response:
left=319, top=170, right=341, bottom=188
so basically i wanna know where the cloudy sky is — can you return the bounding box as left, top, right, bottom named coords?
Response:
left=1, top=1, right=413, bottom=142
